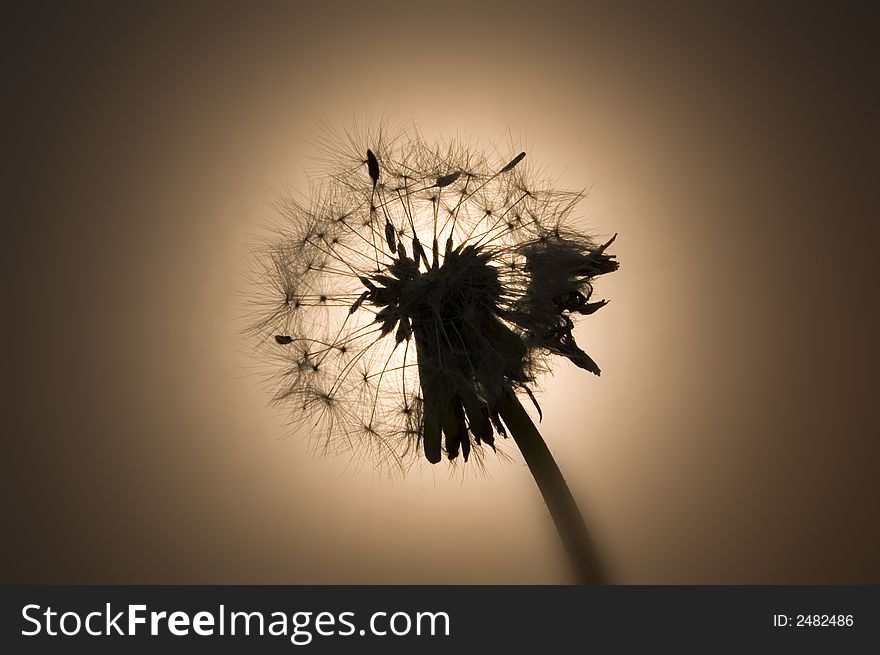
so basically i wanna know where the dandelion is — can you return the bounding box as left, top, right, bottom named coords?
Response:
left=246, top=123, right=619, bottom=583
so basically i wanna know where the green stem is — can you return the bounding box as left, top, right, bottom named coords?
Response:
left=498, top=391, right=605, bottom=585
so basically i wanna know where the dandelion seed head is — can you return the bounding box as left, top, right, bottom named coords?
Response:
left=248, top=124, right=618, bottom=474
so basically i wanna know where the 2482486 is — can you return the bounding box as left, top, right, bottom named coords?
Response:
left=773, top=614, right=854, bottom=627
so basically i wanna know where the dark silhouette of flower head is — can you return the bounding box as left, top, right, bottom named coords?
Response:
left=248, top=125, right=618, bottom=473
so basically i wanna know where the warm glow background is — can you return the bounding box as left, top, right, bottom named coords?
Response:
left=4, top=2, right=877, bottom=583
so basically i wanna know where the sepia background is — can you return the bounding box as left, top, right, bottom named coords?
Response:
left=3, top=1, right=877, bottom=583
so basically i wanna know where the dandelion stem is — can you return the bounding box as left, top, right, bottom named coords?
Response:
left=498, top=391, right=605, bottom=585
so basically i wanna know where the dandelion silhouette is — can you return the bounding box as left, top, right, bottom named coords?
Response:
left=247, top=124, right=618, bottom=584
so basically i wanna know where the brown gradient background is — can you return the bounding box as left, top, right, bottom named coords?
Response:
left=3, top=2, right=878, bottom=584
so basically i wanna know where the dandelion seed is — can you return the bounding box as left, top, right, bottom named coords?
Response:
left=247, top=124, right=619, bottom=584
left=500, top=151, right=526, bottom=173
left=436, top=171, right=461, bottom=188
left=366, top=149, right=380, bottom=186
